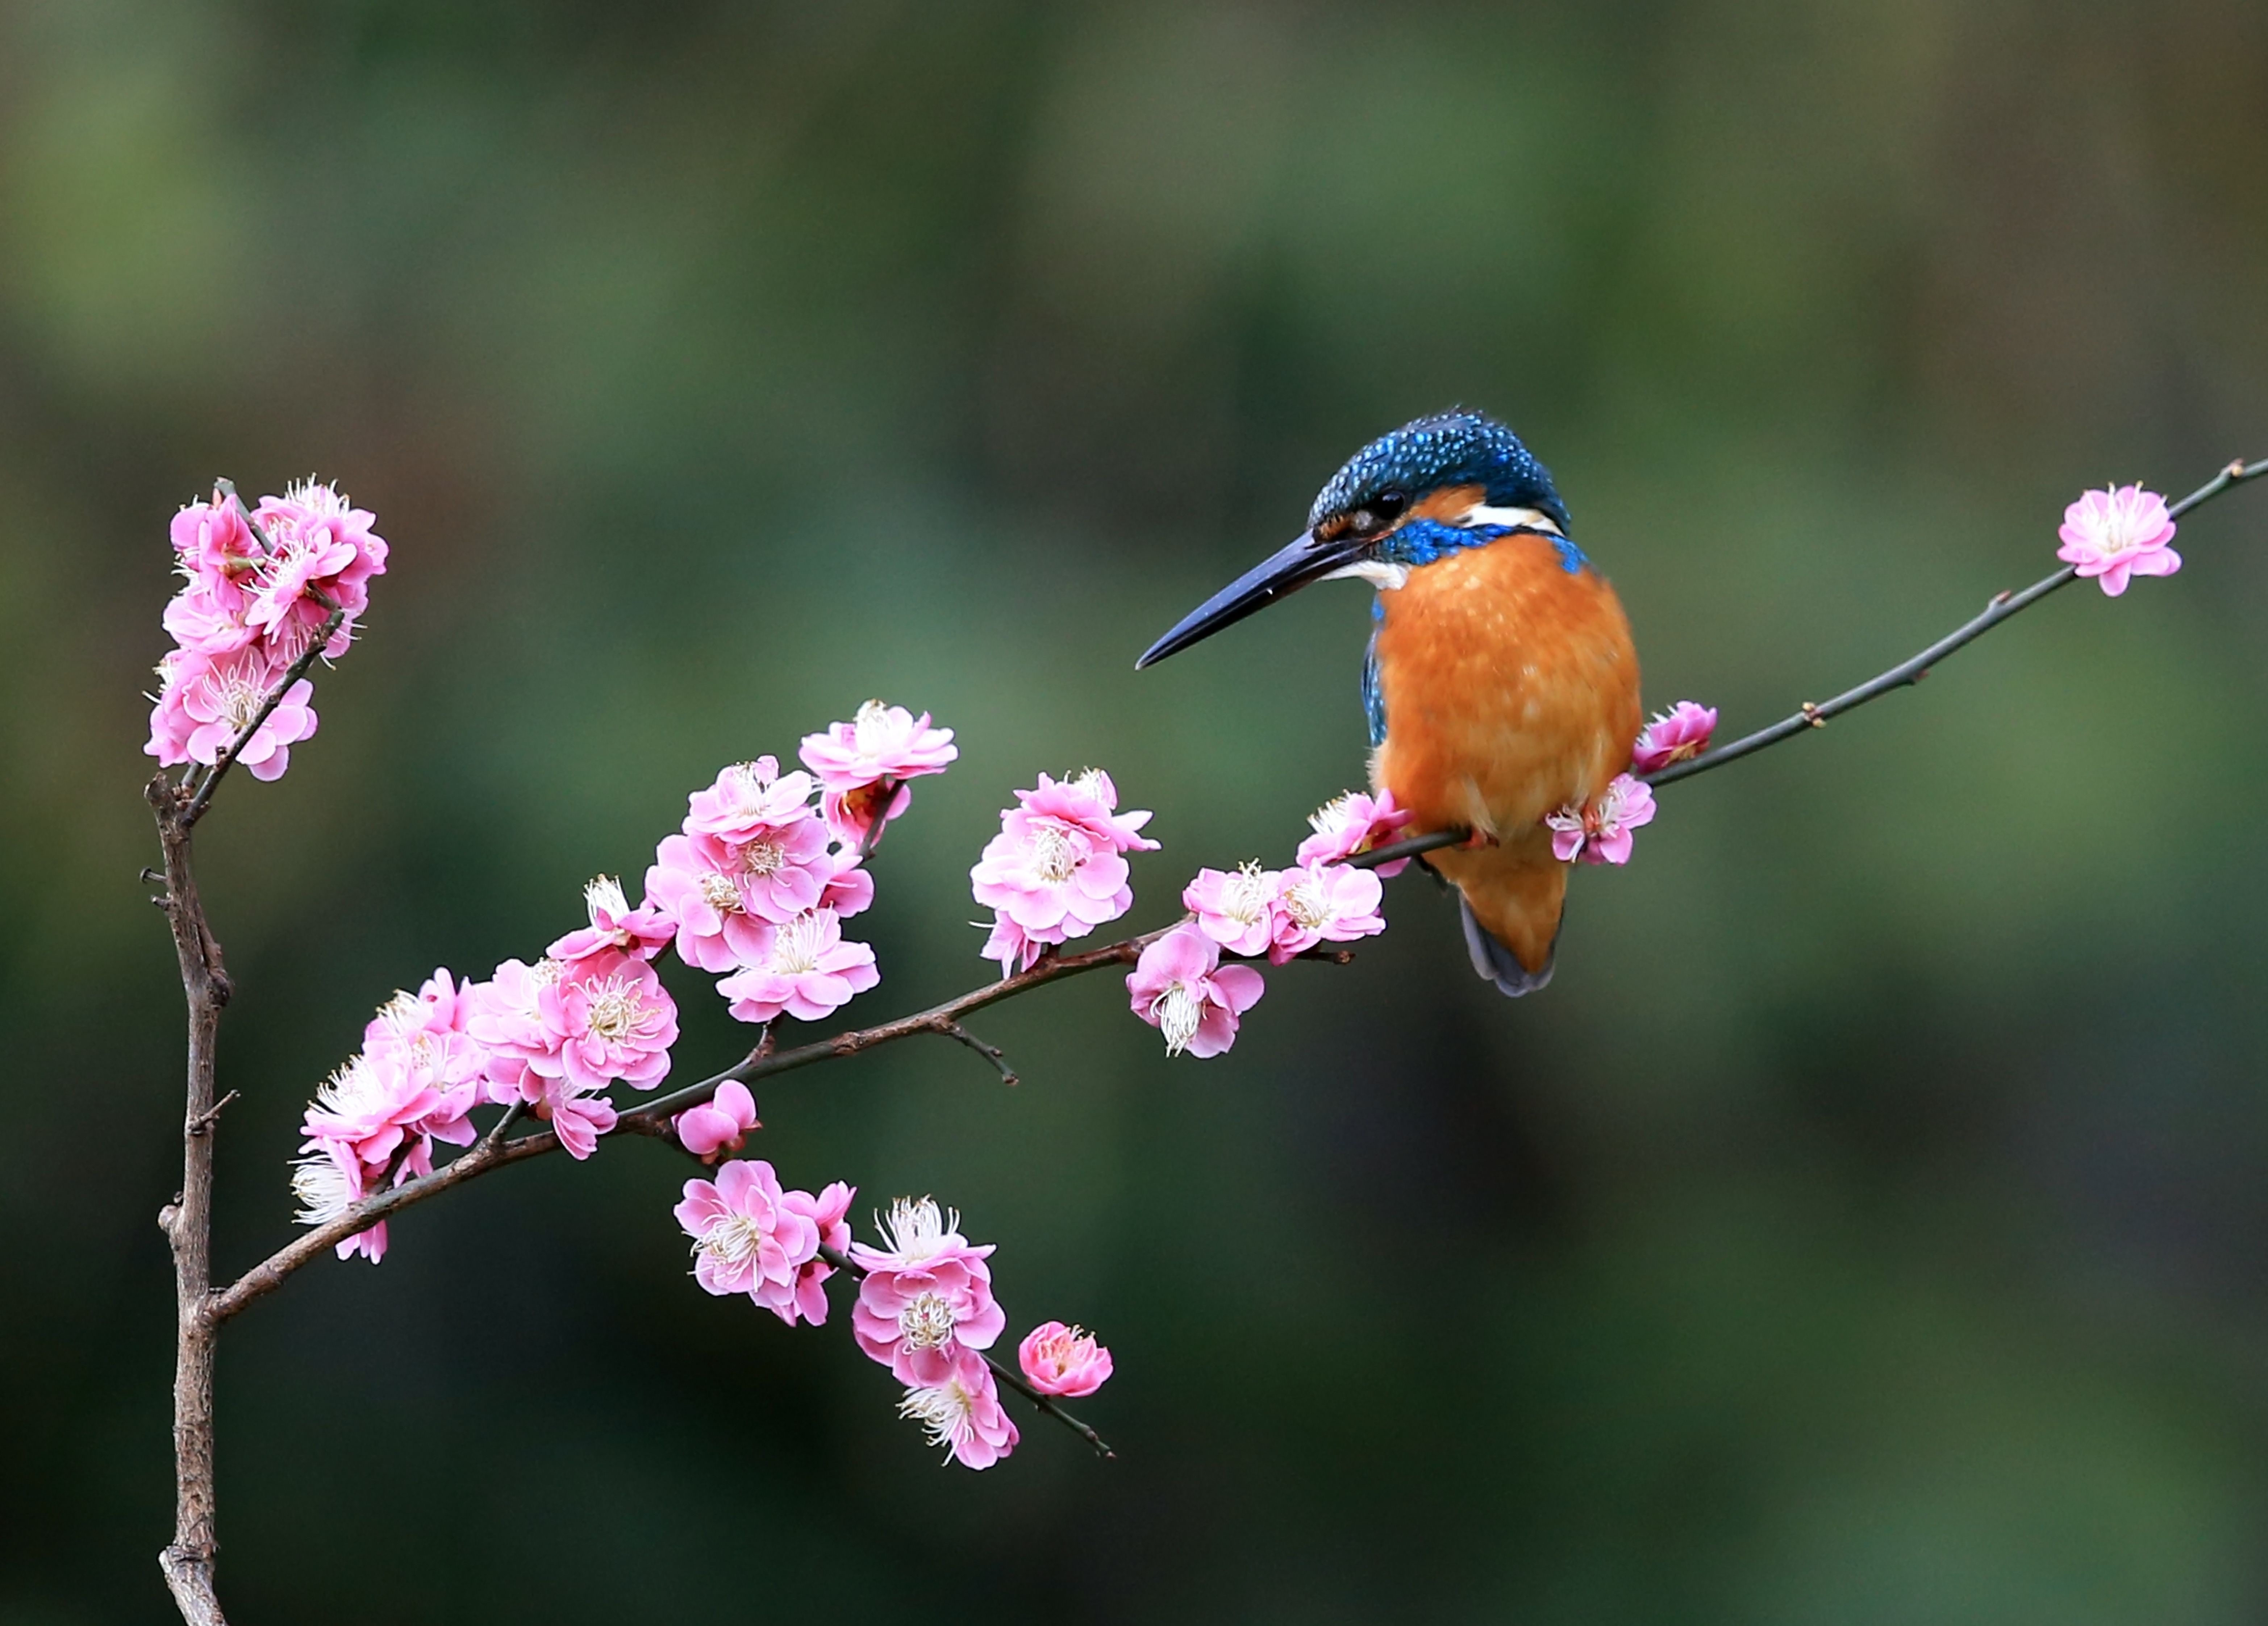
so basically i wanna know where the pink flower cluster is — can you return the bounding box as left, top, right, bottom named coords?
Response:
left=972, top=770, right=1158, bottom=975
left=1183, top=860, right=1385, bottom=964
left=1112, top=785, right=1399, bottom=1060
left=675, top=1159, right=852, bottom=1326
left=1631, top=701, right=1717, bottom=773
left=287, top=702, right=953, bottom=1251
left=1546, top=773, right=1656, bottom=865
left=2058, top=484, right=2182, bottom=597
left=146, top=481, right=387, bottom=783
left=646, top=756, right=881, bottom=1025
left=671, top=1180, right=1112, bottom=1471
left=291, top=970, right=484, bottom=1262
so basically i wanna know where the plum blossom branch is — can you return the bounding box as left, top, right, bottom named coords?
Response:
left=1346, top=452, right=2268, bottom=867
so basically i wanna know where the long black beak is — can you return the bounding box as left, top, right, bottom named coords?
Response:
left=1135, top=529, right=1365, bottom=669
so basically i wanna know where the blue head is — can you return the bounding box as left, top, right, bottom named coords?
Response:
left=1136, top=409, right=1579, bottom=668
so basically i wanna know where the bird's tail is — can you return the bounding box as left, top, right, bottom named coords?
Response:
left=1427, top=830, right=1567, bottom=998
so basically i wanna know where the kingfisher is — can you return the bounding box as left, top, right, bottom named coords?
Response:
left=1136, top=410, right=1641, bottom=995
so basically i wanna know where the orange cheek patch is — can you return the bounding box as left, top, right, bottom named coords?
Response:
left=1408, top=483, right=1488, bottom=524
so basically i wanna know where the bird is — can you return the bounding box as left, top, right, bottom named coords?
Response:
left=1136, top=409, right=1641, bottom=996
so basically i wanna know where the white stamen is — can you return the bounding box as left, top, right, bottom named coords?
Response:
left=1030, top=824, right=1080, bottom=884
left=584, top=875, right=628, bottom=922
left=873, top=1196, right=959, bottom=1266
left=1150, top=983, right=1204, bottom=1056
left=698, top=872, right=742, bottom=913
left=582, top=975, right=641, bottom=1041
left=1279, top=874, right=1329, bottom=932
left=1220, top=861, right=1273, bottom=925
left=897, top=1378, right=977, bottom=1455
left=740, top=839, right=787, bottom=877
left=290, top=1154, right=356, bottom=1227
left=695, top=1212, right=767, bottom=1270
left=898, top=1291, right=959, bottom=1349
left=768, top=913, right=827, bottom=975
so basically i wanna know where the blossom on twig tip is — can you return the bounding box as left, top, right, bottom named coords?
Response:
left=1631, top=701, right=1717, bottom=773
left=2058, top=484, right=2181, bottom=597
left=1018, top=1321, right=1113, bottom=1398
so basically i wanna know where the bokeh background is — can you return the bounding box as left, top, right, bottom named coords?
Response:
left=5, top=1, right=2268, bottom=1620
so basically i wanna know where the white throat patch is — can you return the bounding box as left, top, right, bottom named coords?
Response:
left=1322, top=558, right=1411, bottom=591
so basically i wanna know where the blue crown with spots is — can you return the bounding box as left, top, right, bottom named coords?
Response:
left=1306, top=409, right=1572, bottom=536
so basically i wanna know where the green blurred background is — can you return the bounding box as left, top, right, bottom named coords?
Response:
left=5, top=0, right=2268, bottom=1620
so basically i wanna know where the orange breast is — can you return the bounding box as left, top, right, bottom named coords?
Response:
left=1370, top=535, right=1641, bottom=838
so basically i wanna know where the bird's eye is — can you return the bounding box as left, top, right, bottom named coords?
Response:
left=1346, top=491, right=1408, bottom=539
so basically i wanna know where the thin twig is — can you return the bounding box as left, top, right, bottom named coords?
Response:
left=187, top=1091, right=239, bottom=1138
left=935, top=1021, right=1018, bottom=1085
left=1647, top=456, right=2266, bottom=788
left=479, top=1100, right=525, bottom=1154
left=1348, top=455, right=2267, bottom=858
left=181, top=604, right=347, bottom=829
left=981, top=1348, right=1116, bottom=1458
left=813, top=1246, right=1115, bottom=1458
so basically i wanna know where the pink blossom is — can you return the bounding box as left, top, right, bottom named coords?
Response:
left=529, top=949, right=677, bottom=1092
left=171, top=489, right=260, bottom=583
left=1125, top=924, right=1265, bottom=1059
left=674, top=1080, right=760, bottom=1162
left=1297, top=789, right=1416, bottom=878
left=549, top=875, right=675, bottom=964
left=299, top=1047, right=474, bottom=1173
left=970, top=771, right=1156, bottom=954
left=2058, top=484, right=2182, bottom=597
left=898, top=1347, right=1019, bottom=1470
left=645, top=834, right=778, bottom=972
left=145, top=644, right=318, bottom=781
left=715, top=909, right=879, bottom=1024
left=799, top=701, right=959, bottom=844
left=1268, top=862, right=1387, bottom=963
left=246, top=480, right=387, bottom=651
left=777, top=1180, right=854, bottom=1326
left=537, top=1080, right=619, bottom=1160
left=684, top=755, right=818, bottom=840
left=162, top=492, right=262, bottom=655
left=464, top=956, right=563, bottom=1102
left=675, top=1158, right=823, bottom=1306
left=1017, top=769, right=1158, bottom=855
left=979, top=913, right=1046, bottom=979
left=1017, top=1321, right=1113, bottom=1398
left=1184, top=862, right=1283, bottom=957
left=815, top=847, right=875, bottom=920
left=1631, top=701, right=1718, bottom=774
left=851, top=1197, right=1006, bottom=1387
left=1545, top=773, right=1657, bottom=865
left=290, top=1141, right=385, bottom=1263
